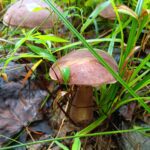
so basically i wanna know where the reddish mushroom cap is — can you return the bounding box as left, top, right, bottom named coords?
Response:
left=49, top=49, right=118, bottom=86
left=100, top=4, right=116, bottom=20
left=3, top=0, right=62, bottom=29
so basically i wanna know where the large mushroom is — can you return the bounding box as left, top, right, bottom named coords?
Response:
left=3, top=0, right=62, bottom=29
left=49, top=49, right=118, bottom=126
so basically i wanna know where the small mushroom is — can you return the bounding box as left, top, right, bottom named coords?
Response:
left=49, top=49, right=118, bottom=126
left=3, top=0, right=62, bottom=29
left=100, top=4, right=116, bottom=20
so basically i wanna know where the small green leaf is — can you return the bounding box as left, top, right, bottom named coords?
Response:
left=54, top=141, right=69, bottom=150
left=27, top=44, right=56, bottom=62
left=35, top=35, right=69, bottom=43
left=15, top=38, right=26, bottom=50
left=26, top=3, right=41, bottom=12
left=72, top=138, right=81, bottom=150
left=32, top=7, right=44, bottom=12
left=61, top=67, right=70, bottom=84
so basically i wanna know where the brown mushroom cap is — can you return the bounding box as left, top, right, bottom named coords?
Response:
left=100, top=4, right=116, bottom=20
left=3, top=0, right=62, bottom=29
left=50, top=49, right=118, bottom=86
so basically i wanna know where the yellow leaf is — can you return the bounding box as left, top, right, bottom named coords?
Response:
left=22, top=59, right=43, bottom=84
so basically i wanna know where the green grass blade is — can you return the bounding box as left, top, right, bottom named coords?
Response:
left=133, top=74, right=150, bottom=92
left=54, top=141, right=69, bottom=150
left=130, top=54, right=150, bottom=81
left=121, top=0, right=144, bottom=67
left=77, top=115, right=107, bottom=135
left=2, top=53, right=43, bottom=72
left=1, top=127, right=150, bottom=150
left=72, top=138, right=81, bottom=150
left=128, top=70, right=149, bottom=88
left=80, top=1, right=110, bottom=33
left=115, top=97, right=150, bottom=111
left=110, top=0, right=124, bottom=54
left=123, top=74, right=150, bottom=100
left=108, top=31, right=116, bottom=55
left=53, top=38, right=122, bottom=53
left=135, top=0, right=144, bottom=16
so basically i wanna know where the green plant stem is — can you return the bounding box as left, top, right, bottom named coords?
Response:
left=53, top=38, right=122, bottom=53
left=1, top=127, right=150, bottom=150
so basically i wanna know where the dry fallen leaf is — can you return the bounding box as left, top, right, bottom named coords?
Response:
left=0, top=62, right=48, bottom=146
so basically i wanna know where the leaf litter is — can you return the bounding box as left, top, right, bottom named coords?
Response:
left=0, top=62, right=48, bottom=146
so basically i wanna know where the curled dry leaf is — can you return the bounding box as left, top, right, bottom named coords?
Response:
left=53, top=90, right=68, bottom=110
left=117, top=5, right=138, bottom=19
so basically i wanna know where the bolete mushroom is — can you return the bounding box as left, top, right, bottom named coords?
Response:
left=49, top=49, right=118, bottom=126
left=3, top=0, right=62, bottom=29
left=100, top=4, right=116, bottom=20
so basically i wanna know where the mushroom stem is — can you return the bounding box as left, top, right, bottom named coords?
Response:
left=69, top=86, right=93, bottom=126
